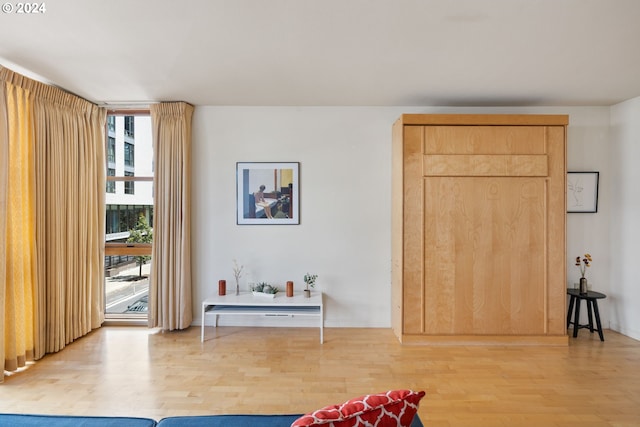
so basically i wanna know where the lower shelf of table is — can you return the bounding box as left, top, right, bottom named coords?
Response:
left=206, top=305, right=321, bottom=316
left=201, top=304, right=323, bottom=343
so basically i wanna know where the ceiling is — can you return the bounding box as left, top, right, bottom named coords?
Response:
left=2, top=0, right=640, bottom=107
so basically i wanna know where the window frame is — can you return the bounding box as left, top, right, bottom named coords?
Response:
left=104, top=109, right=153, bottom=321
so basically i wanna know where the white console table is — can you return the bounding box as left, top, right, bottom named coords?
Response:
left=201, top=291, right=324, bottom=343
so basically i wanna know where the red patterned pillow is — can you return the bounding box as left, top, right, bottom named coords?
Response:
left=290, top=389, right=425, bottom=427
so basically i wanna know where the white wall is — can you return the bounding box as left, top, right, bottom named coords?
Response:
left=609, top=97, right=640, bottom=340
left=563, top=108, right=612, bottom=332
left=192, top=107, right=408, bottom=328
left=192, top=106, right=617, bottom=332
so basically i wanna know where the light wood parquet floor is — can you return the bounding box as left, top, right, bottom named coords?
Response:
left=1, top=326, right=640, bottom=427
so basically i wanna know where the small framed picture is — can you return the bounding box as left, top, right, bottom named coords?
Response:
left=236, top=162, right=300, bottom=225
left=567, top=171, right=599, bottom=213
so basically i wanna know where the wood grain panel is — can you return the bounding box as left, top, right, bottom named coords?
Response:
left=400, top=333, right=568, bottom=345
left=400, top=114, right=569, bottom=126
left=423, top=177, right=546, bottom=335
left=391, top=119, right=404, bottom=337
left=545, top=126, right=568, bottom=335
left=401, top=126, right=424, bottom=335
left=423, top=154, right=548, bottom=176
left=424, top=126, right=547, bottom=154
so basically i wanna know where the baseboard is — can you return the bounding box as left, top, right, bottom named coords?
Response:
left=609, top=323, right=640, bottom=341
left=398, top=334, right=569, bottom=346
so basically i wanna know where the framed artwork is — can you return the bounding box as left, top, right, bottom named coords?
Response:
left=567, top=171, right=599, bottom=213
left=236, top=162, right=300, bottom=225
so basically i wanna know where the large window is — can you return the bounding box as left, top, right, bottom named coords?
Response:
left=105, top=112, right=153, bottom=320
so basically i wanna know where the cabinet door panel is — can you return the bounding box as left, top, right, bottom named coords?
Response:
left=423, top=177, right=546, bottom=334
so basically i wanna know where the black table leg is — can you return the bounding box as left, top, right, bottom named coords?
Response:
left=587, top=300, right=594, bottom=333
left=573, top=298, right=581, bottom=338
left=567, top=295, right=576, bottom=329
left=592, top=300, right=605, bottom=342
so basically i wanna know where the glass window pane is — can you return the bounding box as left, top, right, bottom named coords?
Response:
left=105, top=257, right=151, bottom=315
left=106, top=168, right=115, bottom=193
left=124, top=171, right=135, bottom=194
left=107, top=116, right=116, bottom=132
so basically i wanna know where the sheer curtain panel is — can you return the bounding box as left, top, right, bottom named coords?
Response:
left=1, top=67, right=105, bottom=382
left=149, top=102, right=194, bottom=331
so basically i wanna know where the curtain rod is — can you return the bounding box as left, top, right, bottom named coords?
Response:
left=106, top=108, right=151, bottom=116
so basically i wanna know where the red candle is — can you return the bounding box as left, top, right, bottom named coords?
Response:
left=286, top=281, right=294, bottom=297
left=218, top=280, right=226, bottom=296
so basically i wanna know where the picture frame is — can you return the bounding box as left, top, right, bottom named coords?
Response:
left=236, top=162, right=300, bottom=225
left=567, top=171, right=599, bottom=213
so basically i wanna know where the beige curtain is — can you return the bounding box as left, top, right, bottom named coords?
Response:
left=0, top=76, right=6, bottom=381
left=1, top=67, right=105, bottom=382
left=149, top=102, right=193, bottom=331
left=1, top=70, right=36, bottom=379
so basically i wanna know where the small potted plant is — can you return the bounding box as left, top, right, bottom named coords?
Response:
left=303, top=273, right=317, bottom=298
left=251, top=282, right=278, bottom=298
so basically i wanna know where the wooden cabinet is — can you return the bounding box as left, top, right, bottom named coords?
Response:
left=392, top=114, right=568, bottom=345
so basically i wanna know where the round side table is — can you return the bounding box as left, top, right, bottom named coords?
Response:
left=566, top=288, right=606, bottom=341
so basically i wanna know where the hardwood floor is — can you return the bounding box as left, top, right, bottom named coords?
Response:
left=1, top=326, right=640, bottom=426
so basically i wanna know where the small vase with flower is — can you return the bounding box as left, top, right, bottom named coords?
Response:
left=575, top=253, right=592, bottom=294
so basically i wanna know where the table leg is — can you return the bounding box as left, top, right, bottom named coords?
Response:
left=587, top=300, right=594, bottom=333
left=573, top=299, right=581, bottom=338
left=567, top=295, right=576, bottom=329
left=592, top=300, right=605, bottom=342
left=201, top=303, right=206, bottom=342
left=320, top=305, right=324, bottom=344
